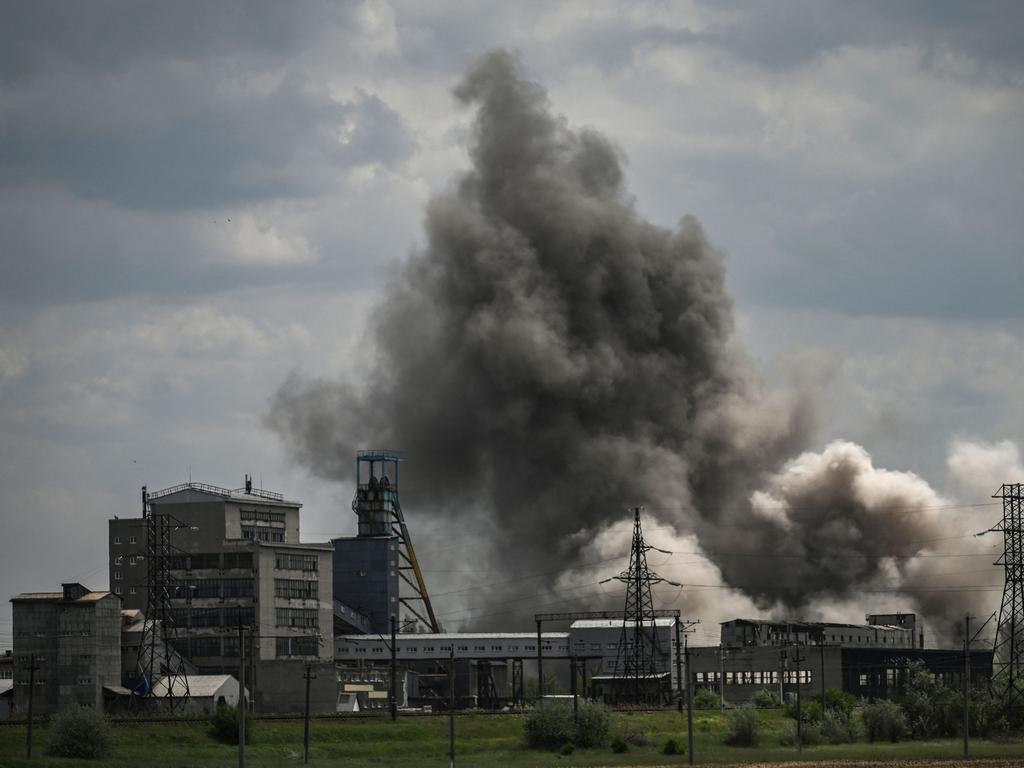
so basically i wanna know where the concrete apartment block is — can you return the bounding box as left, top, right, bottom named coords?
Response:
left=10, top=583, right=121, bottom=715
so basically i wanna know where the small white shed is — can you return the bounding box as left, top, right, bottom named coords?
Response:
left=151, top=674, right=246, bottom=715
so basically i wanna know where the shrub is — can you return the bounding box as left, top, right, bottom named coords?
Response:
left=574, top=700, right=612, bottom=748
left=524, top=702, right=574, bottom=749
left=724, top=706, right=758, bottom=747
left=861, top=699, right=907, bottom=742
left=610, top=735, right=629, bottom=753
left=816, top=688, right=856, bottom=718
left=524, top=700, right=612, bottom=749
left=662, top=737, right=683, bottom=755
left=778, top=720, right=822, bottom=746
left=44, top=706, right=112, bottom=759
left=693, top=687, right=720, bottom=710
left=820, top=708, right=860, bottom=744
left=751, top=688, right=781, bottom=708
left=558, top=742, right=574, bottom=756
left=209, top=705, right=253, bottom=745
left=622, top=724, right=651, bottom=747
left=784, top=700, right=822, bottom=723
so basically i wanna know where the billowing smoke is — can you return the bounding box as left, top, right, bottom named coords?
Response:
left=269, top=51, right=998, bottom=633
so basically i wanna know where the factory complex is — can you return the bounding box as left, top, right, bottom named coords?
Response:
left=2, top=452, right=1005, bottom=718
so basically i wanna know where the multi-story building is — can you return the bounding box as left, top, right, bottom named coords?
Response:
left=108, top=479, right=336, bottom=713
left=9, top=583, right=122, bottom=715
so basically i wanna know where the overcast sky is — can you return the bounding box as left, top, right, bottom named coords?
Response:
left=1, top=1, right=1022, bottom=645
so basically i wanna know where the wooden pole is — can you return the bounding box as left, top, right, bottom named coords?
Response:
left=238, top=625, right=246, bottom=768
left=685, top=635, right=694, bottom=766
left=963, top=614, right=971, bottom=759
left=26, top=653, right=35, bottom=761
left=303, top=663, right=316, bottom=764
left=448, top=647, right=455, bottom=768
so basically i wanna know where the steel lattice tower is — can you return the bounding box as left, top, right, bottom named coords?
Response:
left=992, top=483, right=1024, bottom=711
left=132, top=486, right=191, bottom=710
left=603, top=506, right=681, bottom=704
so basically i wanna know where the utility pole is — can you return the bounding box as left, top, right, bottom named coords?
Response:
left=963, top=614, right=971, bottom=759
left=719, top=645, right=726, bottom=711
left=675, top=618, right=684, bottom=713
left=571, top=656, right=579, bottom=729
left=684, top=635, right=694, bottom=767
left=536, top=619, right=543, bottom=704
left=794, top=645, right=805, bottom=754
left=820, top=641, right=826, bottom=705
left=238, top=625, right=246, bottom=768
left=25, top=653, right=37, bottom=761
left=448, top=646, right=456, bottom=768
left=303, top=663, right=316, bottom=764
left=390, top=615, right=398, bottom=722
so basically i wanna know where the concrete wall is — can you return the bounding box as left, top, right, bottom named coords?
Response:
left=255, top=660, right=336, bottom=714
left=332, top=536, right=399, bottom=635
left=688, top=645, right=843, bottom=705
left=12, top=600, right=61, bottom=715
left=255, top=543, right=333, bottom=664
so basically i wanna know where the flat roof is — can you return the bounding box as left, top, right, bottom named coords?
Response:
left=571, top=618, right=677, bottom=629
left=338, top=632, right=569, bottom=642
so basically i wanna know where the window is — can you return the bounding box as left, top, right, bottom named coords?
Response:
left=129, top=556, right=137, bottom=566
left=276, top=608, right=319, bottom=629
left=114, top=586, right=122, bottom=595
left=275, top=553, right=318, bottom=571
left=240, top=509, right=287, bottom=524
left=859, top=673, right=869, bottom=686
left=129, top=536, right=137, bottom=544
left=223, top=578, right=254, bottom=598
left=474, top=646, right=485, bottom=651
left=242, top=526, right=284, bottom=542
left=274, top=579, right=318, bottom=600
left=276, top=636, right=319, bottom=657
left=128, top=586, right=136, bottom=595
left=188, top=579, right=220, bottom=599
left=191, top=607, right=221, bottom=628
left=590, top=643, right=601, bottom=650
left=696, top=672, right=705, bottom=683
left=77, top=677, right=92, bottom=685
left=225, top=606, right=255, bottom=627
left=114, top=536, right=121, bottom=545
left=115, top=556, right=123, bottom=565
left=191, top=637, right=221, bottom=657
left=223, top=552, right=253, bottom=570
left=114, top=571, right=122, bottom=581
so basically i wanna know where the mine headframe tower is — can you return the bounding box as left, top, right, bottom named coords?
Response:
left=601, top=506, right=682, bottom=704
left=353, top=450, right=442, bottom=632
left=991, top=483, right=1024, bottom=713
left=131, top=486, right=192, bottom=710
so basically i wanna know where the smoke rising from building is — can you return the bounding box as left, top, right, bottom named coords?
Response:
left=269, top=51, right=996, bottom=632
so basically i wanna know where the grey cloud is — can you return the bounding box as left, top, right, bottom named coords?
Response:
left=0, top=71, right=414, bottom=210
left=700, top=0, right=1024, bottom=74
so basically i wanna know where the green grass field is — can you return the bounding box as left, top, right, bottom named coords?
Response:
left=1, top=710, right=1022, bottom=767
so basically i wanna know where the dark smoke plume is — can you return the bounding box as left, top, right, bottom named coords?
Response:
left=269, top=51, right=972, bottom=631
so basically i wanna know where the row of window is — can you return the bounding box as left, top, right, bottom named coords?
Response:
left=240, top=509, right=287, bottom=524
left=113, top=555, right=139, bottom=567
left=275, top=554, right=318, bottom=571
left=276, top=608, right=319, bottom=628
left=112, top=535, right=137, bottom=545
left=695, top=670, right=812, bottom=685
left=274, top=579, right=318, bottom=600
left=167, top=552, right=253, bottom=571
left=241, top=527, right=284, bottom=543
left=168, top=606, right=255, bottom=628
left=336, top=643, right=572, bottom=655
left=177, top=578, right=254, bottom=599
left=276, top=636, right=319, bottom=657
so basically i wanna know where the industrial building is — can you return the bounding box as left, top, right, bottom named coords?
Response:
left=107, top=478, right=336, bottom=713
left=9, top=583, right=122, bottom=715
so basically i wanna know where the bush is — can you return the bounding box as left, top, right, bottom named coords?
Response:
left=524, top=700, right=612, bottom=749
left=816, top=688, right=856, bottom=718
left=862, top=699, right=907, bottom=742
left=784, top=700, right=823, bottom=723
left=662, top=737, right=683, bottom=755
left=820, top=708, right=860, bottom=744
left=209, top=705, right=253, bottom=745
left=44, top=706, right=112, bottom=759
left=751, top=688, right=781, bottom=708
left=693, top=687, right=720, bottom=709
left=558, top=742, right=574, bottom=756
left=724, top=706, right=758, bottom=746
left=610, top=735, right=629, bottom=753
left=778, top=720, right=822, bottom=746
left=574, top=700, right=612, bottom=748
left=622, top=723, right=651, bottom=748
